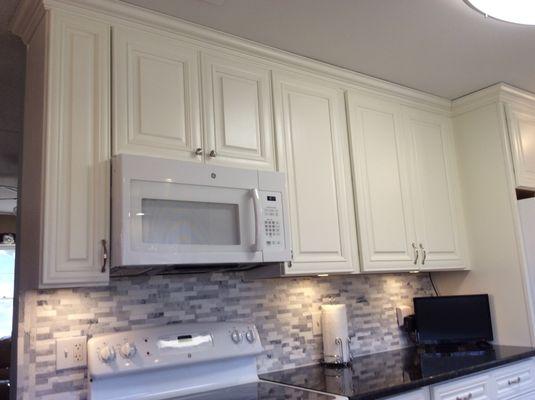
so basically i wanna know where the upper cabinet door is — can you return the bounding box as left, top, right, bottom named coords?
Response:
left=113, top=26, right=202, bottom=161
left=273, top=72, right=359, bottom=274
left=201, top=53, right=275, bottom=170
left=43, top=11, right=111, bottom=286
left=347, top=92, right=418, bottom=272
left=506, top=103, right=535, bottom=190
left=404, top=107, right=468, bottom=270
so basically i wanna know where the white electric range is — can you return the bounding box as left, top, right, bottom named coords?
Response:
left=87, top=322, right=347, bottom=400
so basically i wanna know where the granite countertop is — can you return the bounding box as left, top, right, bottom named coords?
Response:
left=260, top=345, right=535, bottom=400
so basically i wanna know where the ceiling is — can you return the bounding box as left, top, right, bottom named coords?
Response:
left=120, top=0, right=535, bottom=100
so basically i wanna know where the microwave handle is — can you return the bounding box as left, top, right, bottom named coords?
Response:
left=251, top=188, right=265, bottom=251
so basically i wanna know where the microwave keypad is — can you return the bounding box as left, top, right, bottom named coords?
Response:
left=262, top=193, right=284, bottom=248
left=264, top=216, right=281, bottom=245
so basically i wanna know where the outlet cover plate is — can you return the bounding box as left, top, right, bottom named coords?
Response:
left=56, top=336, right=87, bottom=370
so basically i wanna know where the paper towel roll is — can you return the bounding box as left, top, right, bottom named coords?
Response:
left=321, top=304, right=351, bottom=364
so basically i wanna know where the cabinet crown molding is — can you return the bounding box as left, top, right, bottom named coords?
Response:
left=10, top=0, right=46, bottom=44
left=452, top=83, right=535, bottom=116
left=11, top=0, right=452, bottom=113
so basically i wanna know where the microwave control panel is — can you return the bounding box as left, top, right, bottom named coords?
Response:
left=261, top=192, right=284, bottom=248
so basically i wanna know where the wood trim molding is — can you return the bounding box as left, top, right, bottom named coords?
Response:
left=452, top=83, right=535, bottom=116
left=15, top=0, right=452, bottom=112
left=10, top=0, right=46, bottom=45
left=14, top=1, right=535, bottom=114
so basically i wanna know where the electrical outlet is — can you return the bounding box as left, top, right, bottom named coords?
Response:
left=56, top=336, right=87, bottom=370
left=311, top=312, right=322, bottom=335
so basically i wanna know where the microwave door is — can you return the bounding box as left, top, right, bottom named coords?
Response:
left=123, top=180, right=262, bottom=265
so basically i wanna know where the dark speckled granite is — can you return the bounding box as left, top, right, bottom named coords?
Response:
left=260, top=345, right=535, bottom=400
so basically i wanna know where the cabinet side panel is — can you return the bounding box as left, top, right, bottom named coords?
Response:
left=434, top=103, right=533, bottom=346
left=19, top=16, right=47, bottom=290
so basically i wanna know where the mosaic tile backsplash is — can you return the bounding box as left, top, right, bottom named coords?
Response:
left=16, top=271, right=434, bottom=399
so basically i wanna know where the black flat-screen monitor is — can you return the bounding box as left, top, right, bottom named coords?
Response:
left=413, top=294, right=493, bottom=344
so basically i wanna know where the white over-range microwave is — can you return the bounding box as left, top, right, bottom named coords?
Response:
left=112, top=154, right=291, bottom=267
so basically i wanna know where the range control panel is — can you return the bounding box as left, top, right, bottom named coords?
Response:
left=87, top=322, right=263, bottom=379
left=261, top=191, right=285, bottom=249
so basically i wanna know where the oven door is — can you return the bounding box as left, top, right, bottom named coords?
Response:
left=112, top=155, right=264, bottom=266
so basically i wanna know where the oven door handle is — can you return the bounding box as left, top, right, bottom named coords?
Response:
left=251, top=188, right=264, bottom=252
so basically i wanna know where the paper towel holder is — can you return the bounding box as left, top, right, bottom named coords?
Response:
left=323, top=337, right=352, bottom=367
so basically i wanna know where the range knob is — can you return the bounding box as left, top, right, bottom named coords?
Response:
left=245, top=329, right=256, bottom=343
left=98, top=345, right=116, bottom=363
left=120, top=342, right=137, bottom=359
left=230, top=330, right=243, bottom=344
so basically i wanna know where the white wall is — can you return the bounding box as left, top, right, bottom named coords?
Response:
left=434, top=102, right=533, bottom=346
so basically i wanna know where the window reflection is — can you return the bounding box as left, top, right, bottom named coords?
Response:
left=0, top=246, right=15, bottom=339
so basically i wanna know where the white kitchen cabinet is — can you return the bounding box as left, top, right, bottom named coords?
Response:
left=347, top=92, right=468, bottom=272
left=201, top=53, right=275, bottom=170
left=382, top=388, right=430, bottom=400
left=113, top=25, right=203, bottom=162
left=19, top=10, right=111, bottom=288
left=505, top=103, right=535, bottom=190
left=493, top=359, right=535, bottom=399
left=347, top=91, right=418, bottom=272
left=430, top=358, right=535, bottom=400
left=403, top=107, right=468, bottom=271
left=431, top=373, right=493, bottom=400
left=273, top=72, right=359, bottom=274
left=14, top=0, right=474, bottom=283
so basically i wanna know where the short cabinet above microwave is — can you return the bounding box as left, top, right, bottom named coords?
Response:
left=111, top=155, right=291, bottom=268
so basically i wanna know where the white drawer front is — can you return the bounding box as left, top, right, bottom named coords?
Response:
left=508, top=390, right=535, bottom=399
left=384, top=387, right=430, bottom=399
left=432, top=374, right=492, bottom=400
left=493, top=360, right=535, bottom=399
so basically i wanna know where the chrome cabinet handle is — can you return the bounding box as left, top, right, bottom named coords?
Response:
left=420, top=243, right=427, bottom=265
left=456, top=393, right=472, bottom=400
left=194, top=147, right=203, bottom=156
left=508, top=376, right=522, bottom=385
left=101, top=239, right=108, bottom=273
left=412, top=242, right=419, bottom=265
left=209, top=150, right=217, bottom=158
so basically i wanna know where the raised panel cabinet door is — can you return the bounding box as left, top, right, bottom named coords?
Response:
left=113, top=26, right=202, bottom=161
left=201, top=53, right=275, bottom=170
left=273, top=72, right=359, bottom=274
left=347, top=91, right=418, bottom=272
left=404, top=107, right=468, bottom=270
left=506, top=103, right=535, bottom=190
left=42, top=11, right=110, bottom=286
